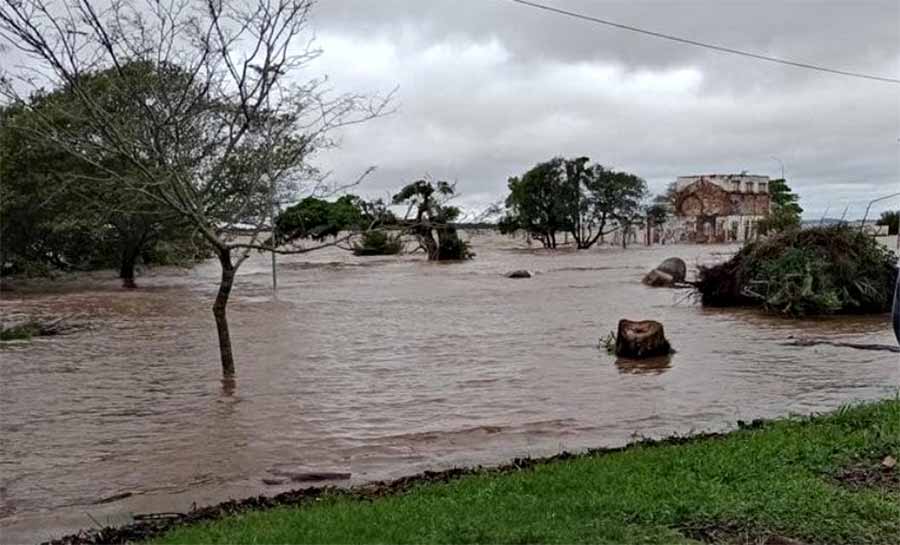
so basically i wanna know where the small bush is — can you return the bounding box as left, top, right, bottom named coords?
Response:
left=599, top=331, right=616, bottom=353
left=1, top=321, right=42, bottom=341
left=435, top=226, right=474, bottom=260
left=696, top=226, right=898, bottom=316
left=352, top=230, right=404, bottom=256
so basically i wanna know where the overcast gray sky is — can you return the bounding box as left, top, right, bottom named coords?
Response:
left=303, top=0, right=899, bottom=219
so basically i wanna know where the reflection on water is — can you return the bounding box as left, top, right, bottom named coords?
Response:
left=615, top=355, right=673, bottom=375
left=1, top=233, right=898, bottom=543
left=220, top=377, right=237, bottom=397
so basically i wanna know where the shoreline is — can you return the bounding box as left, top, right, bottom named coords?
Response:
left=42, top=399, right=900, bottom=545
left=43, top=432, right=732, bottom=545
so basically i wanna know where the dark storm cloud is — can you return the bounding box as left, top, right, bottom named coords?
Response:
left=307, top=0, right=900, bottom=218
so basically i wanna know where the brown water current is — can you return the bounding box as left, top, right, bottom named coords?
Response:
left=1, top=233, right=898, bottom=543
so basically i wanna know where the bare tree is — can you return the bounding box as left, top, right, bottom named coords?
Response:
left=0, top=0, right=391, bottom=376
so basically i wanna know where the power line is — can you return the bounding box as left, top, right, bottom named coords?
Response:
left=507, top=0, right=900, bottom=85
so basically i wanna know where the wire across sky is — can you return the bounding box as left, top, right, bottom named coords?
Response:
left=507, top=0, right=900, bottom=85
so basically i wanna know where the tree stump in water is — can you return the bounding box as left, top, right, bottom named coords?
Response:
left=615, top=319, right=672, bottom=358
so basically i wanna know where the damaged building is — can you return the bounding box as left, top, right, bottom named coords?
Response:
left=669, top=174, right=771, bottom=243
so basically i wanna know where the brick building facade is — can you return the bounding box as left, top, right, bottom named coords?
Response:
left=670, top=174, right=771, bottom=243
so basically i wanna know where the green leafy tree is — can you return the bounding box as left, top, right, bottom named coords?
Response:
left=500, top=159, right=570, bottom=248
left=0, top=78, right=200, bottom=286
left=275, top=194, right=396, bottom=245
left=645, top=203, right=669, bottom=228
left=498, top=162, right=566, bottom=248
left=275, top=196, right=361, bottom=243
left=576, top=164, right=647, bottom=249
left=501, top=157, right=647, bottom=249
left=352, top=230, right=403, bottom=256
left=760, top=178, right=803, bottom=234
left=392, top=180, right=471, bottom=260
left=876, top=210, right=899, bottom=235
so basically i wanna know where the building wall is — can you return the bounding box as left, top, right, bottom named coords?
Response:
left=667, top=174, right=771, bottom=243
left=676, top=174, right=770, bottom=195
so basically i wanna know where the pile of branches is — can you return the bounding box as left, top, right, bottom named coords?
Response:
left=696, top=226, right=898, bottom=316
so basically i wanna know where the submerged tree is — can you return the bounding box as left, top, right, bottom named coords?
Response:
left=0, top=68, right=201, bottom=286
left=501, top=157, right=647, bottom=249
left=0, top=0, right=390, bottom=376
left=499, top=160, right=570, bottom=248
left=392, top=180, right=471, bottom=260
left=273, top=194, right=402, bottom=255
left=275, top=195, right=366, bottom=243
left=574, top=163, right=647, bottom=249
left=351, top=229, right=404, bottom=256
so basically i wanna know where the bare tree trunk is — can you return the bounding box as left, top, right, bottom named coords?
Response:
left=119, top=247, right=138, bottom=289
left=213, top=249, right=237, bottom=377
left=116, top=225, right=146, bottom=289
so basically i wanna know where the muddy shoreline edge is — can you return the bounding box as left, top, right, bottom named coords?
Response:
left=41, top=420, right=775, bottom=545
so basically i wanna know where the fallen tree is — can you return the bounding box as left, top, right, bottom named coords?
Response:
left=696, top=226, right=898, bottom=316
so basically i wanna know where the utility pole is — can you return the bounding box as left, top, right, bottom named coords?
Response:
left=270, top=181, right=278, bottom=293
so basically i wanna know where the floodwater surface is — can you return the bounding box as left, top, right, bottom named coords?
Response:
left=1, top=233, right=898, bottom=543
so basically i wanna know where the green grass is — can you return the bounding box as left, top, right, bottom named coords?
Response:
left=157, top=400, right=900, bottom=545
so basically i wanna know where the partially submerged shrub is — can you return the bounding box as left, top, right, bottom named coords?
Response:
left=0, top=317, right=82, bottom=341
left=696, top=226, right=898, bottom=316
left=600, top=331, right=616, bottom=353
left=1, top=320, right=42, bottom=341
left=352, top=230, right=404, bottom=256
left=435, top=226, right=474, bottom=260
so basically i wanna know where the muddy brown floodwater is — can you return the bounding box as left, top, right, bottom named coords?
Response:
left=1, top=233, right=898, bottom=544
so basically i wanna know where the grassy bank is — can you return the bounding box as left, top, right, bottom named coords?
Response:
left=151, top=400, right=900, bottom=545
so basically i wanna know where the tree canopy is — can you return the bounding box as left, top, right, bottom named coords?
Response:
left=0, top=69, right=201, bottom=284
left=392, top=180, right=471, bottom=260
left=500, top=157, right=647, bottom=249
left=760, top=178, right=803, bottom=234
left=876, top=210, right=899, bottom=235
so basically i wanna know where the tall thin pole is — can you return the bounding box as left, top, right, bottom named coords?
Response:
left=819, top=204, right=830, bottom=226
left=270, top=182, right=277, bottom=293
left=860, top=192, right=900, bottom=232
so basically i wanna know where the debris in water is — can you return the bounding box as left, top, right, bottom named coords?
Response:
left=93, top=492, right=133, bottom=505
